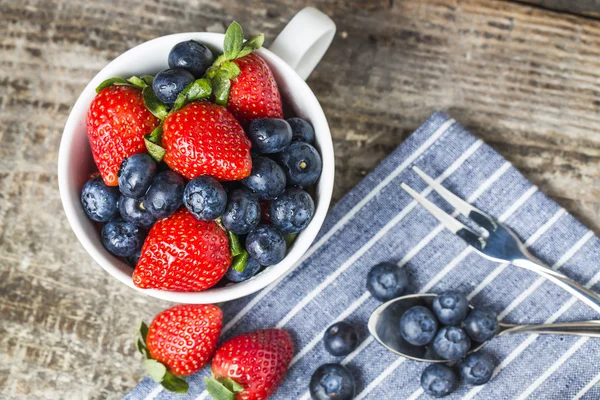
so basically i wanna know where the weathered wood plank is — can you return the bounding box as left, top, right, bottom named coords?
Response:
left=2, top=0, right=600, bottom=398
left=514, top=0, right=600, bottom=18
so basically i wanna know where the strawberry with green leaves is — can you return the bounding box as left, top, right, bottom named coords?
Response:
left=137, top=304, right=223, bottom=393
left=162, top=102, right=252, bottom=180
left=206, top=22, right=283, bottom=124
left=132, top=208, right=231, bottom=291
left=86, top=80, right=160, bottom=186
left=205, top=329, right=294, bottom=400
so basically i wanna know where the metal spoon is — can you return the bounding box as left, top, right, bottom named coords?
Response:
left=368, top=293, right=600, bottom=363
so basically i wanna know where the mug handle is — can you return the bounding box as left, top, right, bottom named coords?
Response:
left=269, top=7, right=336, bottom=81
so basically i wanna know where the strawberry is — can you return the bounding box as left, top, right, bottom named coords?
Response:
left=205, top=329, right=294, bottom=400
left=86, top=85, right=159, bottom=186
left=162, top=102, right=252, bottom=181
left=137, top=304, right=223, bottom=393
left=132, top=208, right=231, bottom=291
left=205, top=23, right=283, bottom=125
left=228, top=53, right=283, bottom=123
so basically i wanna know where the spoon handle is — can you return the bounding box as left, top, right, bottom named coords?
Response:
left=499, top=321, right=600, bottom=338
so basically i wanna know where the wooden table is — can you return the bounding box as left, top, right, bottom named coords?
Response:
left=2, top=0, right=600, bottom=398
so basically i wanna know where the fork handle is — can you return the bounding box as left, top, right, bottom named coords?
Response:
left=513, top=259, right=600, bottom=315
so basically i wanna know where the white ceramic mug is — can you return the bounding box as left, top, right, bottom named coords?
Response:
left=58, top=7, right=336, bottom=304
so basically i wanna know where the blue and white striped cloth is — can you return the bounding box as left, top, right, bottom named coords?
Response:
left=127, top=112, right=600, bottom=400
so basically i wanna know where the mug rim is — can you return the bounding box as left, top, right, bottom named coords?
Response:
left=58, top=31, right=334, bottom=303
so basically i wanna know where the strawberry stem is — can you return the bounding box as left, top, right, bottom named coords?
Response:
left=205, top=377, right=243, bottom=400
left=231, top=250, right=248, bottom=273
left=203, top=21, right=264, bottom=106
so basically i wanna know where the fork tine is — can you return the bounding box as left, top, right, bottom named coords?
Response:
left=412, top=166, right=475, bottom=217
left=412, top=166, right=497, bottom=233
left=400, top=183, right=472, bottom=234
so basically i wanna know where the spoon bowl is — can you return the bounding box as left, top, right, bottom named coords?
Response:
left=368, top=293, right=600, bottom=363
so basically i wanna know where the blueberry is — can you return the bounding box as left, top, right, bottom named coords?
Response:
left=143, top=170, right=184, bottom=219
left=323, top=321, right=359, bottom=357
left=183, top=176, right=227, bottom=221
left=399, top=305, right=438, bottom=346
left=80, top=176, right=120, bottom=222
left=127, top=248, right=142, bottom=267
left=287, top=117, right=315, bottom=143
left=309, top=364, right=355, bottom=400
left=459, top=352, right=495, bottom=385
left=269, top=188, right=315, bottom=234
left=276, top=141, right=322, bottom=187
left=247, top=118, right=293, bottom=154
left=222, top=188, right=261, bottom=235
left=433, top=326, right=471, bottom=361
left=420, top=364, right=458, bottom=398
left=168, top=40, right=214, bottom=77
left=101, top=220, right=145, bottom=257
left=464, top=308, right=498, bottom=342
left=119, top=196, right=157, bottom=228
left=366, top=262, right=409, bottom=302
left=117, top=154, right=157, bottom=198
left=241, top=156, right=286, bottom=200
left=225, top=257, right=261, bottom=283
left=432, top=291, right=469, bottom=325
left=152, top=68, right=195, bottom=107
left=245, top=225, right=286, bottom=266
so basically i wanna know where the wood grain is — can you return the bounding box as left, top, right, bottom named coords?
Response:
left=515, top=0, right=600, bottom=17
left=2, top=0, right=600, bottom=398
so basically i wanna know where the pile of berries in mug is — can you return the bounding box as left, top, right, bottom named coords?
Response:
left=308, top=262, right=499, bottom=399
left=79, top=22, right=322, bottom=291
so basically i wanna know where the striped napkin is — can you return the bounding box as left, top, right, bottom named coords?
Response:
left=127, top=112, right=600, bottom=400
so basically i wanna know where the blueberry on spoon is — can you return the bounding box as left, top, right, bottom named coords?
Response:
left=399, top=305, right=438, bottom=346
left=432, top=291, right=469, bottom=325
left=432, top=326, right=471, bottom=361
left=464, top=308, right=498, bottom=342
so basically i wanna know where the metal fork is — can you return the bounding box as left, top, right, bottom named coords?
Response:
left=401, top=166, right=600, bottom=314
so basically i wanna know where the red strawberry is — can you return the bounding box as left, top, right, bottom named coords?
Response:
left=86, top=85, right=159, bottom=186
left=147, top=304, right=222, bottom=375
left=228, top=53, right=283, bottom=123
left=132, top=208, right=231, bottom=291
left=137, top=304, right=222, bottom=393
left=205, top=329, right=294, bottom=400
left=162, top=102, right=252, bottom=181
left=205, top=23, right=282, bottom=125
